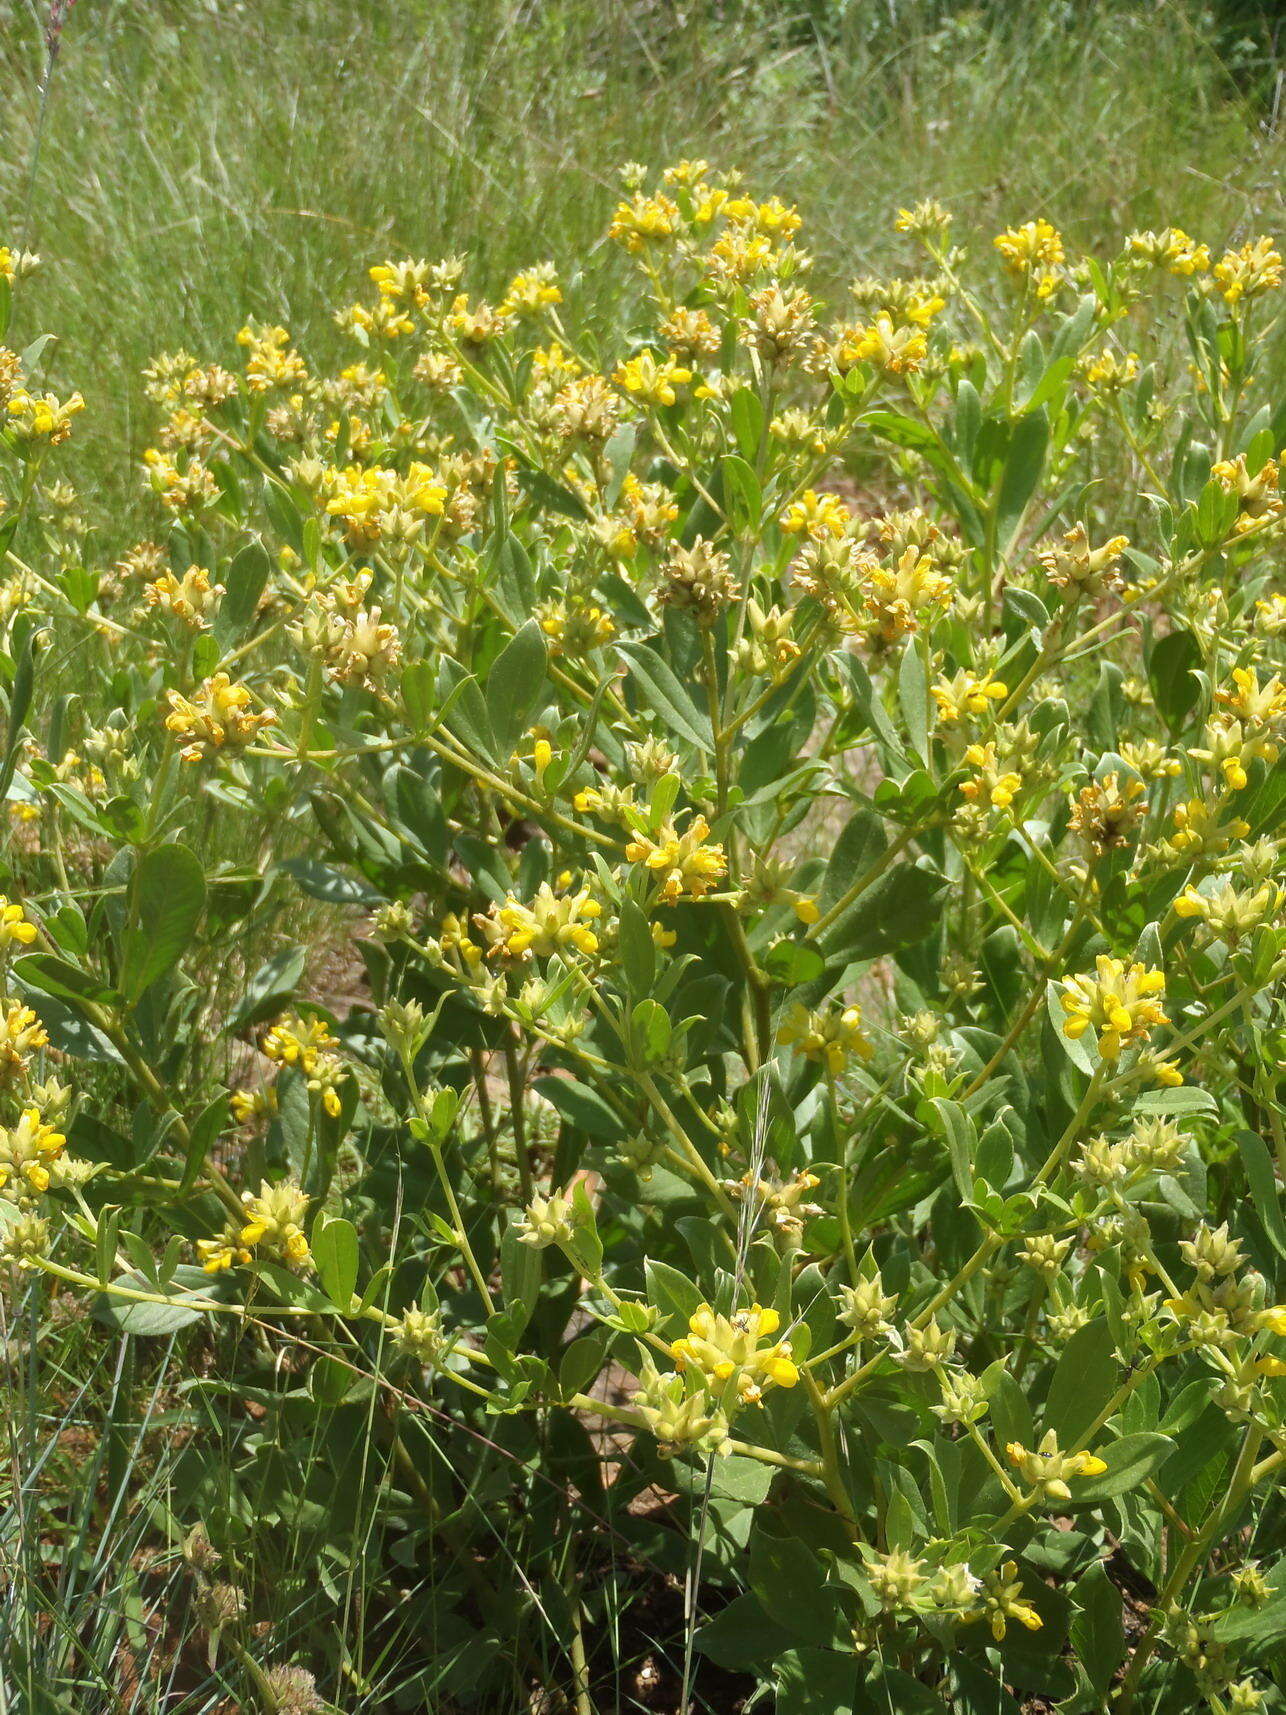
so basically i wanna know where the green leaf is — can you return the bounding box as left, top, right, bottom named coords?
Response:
left=696, top=1593, right=792, bottom=1672
left=820, top=861, right=946, bottom=962
left=179, top=1093, right=229, bottom=1195
left=819, top=806, right=887, bottom=913
left=1069, top=1433, right=1174, bottom=1504
left=226, top=944, right=308, bottom=1033
left=437, top=658, right=499, bottom=764
left=500, top=1221, right=542, bottom=1330
left=0, top=617, right=37, bottom=803
left=1043, top=1319, right=1118, bottom=1446
left=749, top=1532, right=841, bottom=1649
left=996, top=410, right=1049, bottom=553
left=1237, top=1131, right=1286, bottom=1260
left=94, top=1267, right=219, bottom=1336
left=218, top=538, right=271, bottom=640
left=312, top=1214, right=359, bottom=1311
left=10, top=954, right=120, bottom=1009
left=486, top=619, right=547, bottom=754
left=897, top=636, right=931, bottom=761
left=119, top=844, right=206, bottom=1003
left=532, top=1075, right=626, bottom=1141
left=630, top=998, right=672, bottom=1066
left=617, top=897, right=656, bottom=995
left=559, top=1329, right=609, bottom=1400
left=1147, top=628, right=1201, bottom=733
left=618, top=641, right=712, bottom=753
left=642, top=1258, right=703, bottom=1330
left=1070, top=1563, right=1126, bottom=1695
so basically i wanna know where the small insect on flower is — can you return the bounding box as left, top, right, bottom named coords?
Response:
left=1005, top=1430, right=1107, bottom=1503
left=1059, top=955, right=1168, bottom=1061
left=671, top=1303, right=799, bottom=1405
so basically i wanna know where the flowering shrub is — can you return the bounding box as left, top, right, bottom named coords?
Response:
left=4, top=167, right=1286, bottom=1710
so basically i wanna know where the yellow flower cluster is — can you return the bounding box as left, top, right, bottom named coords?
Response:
left=776, top=1002, right=872, bottom=1075
left=0, top=897, right=38, bottom=950
left=198, top=1180, right=311, bottom=1273
left=475, top=882, right=603, bottom=961
left=323, top=461, right=446, bottom=543
left=262, top=1014, right=346, bottom=1117
left=993, top=219, right=1064, bottom=298
left=6, top=387, right=85, bottom=445
left=1005, top=1431, right=1106, bottom=1503
left=1060, top=955, right=1168, bottom=1061
left=0, top=1107, right=66, bottom=1198
left=0, top=1000, right=47, bottom=1078
left=625, top=815, right=727, bottom=903
left=931, top=670, right=1008, bottom=725
left=671, top=1303, right=799, bottom=1405
left=165, top=673, right=276, bottom=763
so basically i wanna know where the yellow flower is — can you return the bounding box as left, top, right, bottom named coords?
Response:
left=609, top=192, right=680, bottom=253
left=368, top=259, right=431, bottom=307
left=860, top=545, right=955, bottom=642
left=6, top=388, right=85, bottom=445
left=0, top=999, right=48, bottom=1077
left=1213, top=237, right=1283, bottom=304
left=780, top=489, right=851, bottom=540
left=474, top=882, right=603, bottom=961
left=612, top=351, right=693, bottom=408
left=0, top=897, right=38, bottom=949
left=1005, top=1430, right=1106, bottom=1503
left=1059, top=955, right=1168, bottom=1061
left=324, top=461, right=446, bottom=543
left=834, top=314, right=927, bottom=374
left=0, top=1107, right=66, bottom=1197
left=144, top=565, right=225, bottom=629
left=230, top=1086, right=278, bottom=1125
left=236, top=323, right=308, bottom=391
left=237, top=1180, right=312, bottom=1271
left=164, top=672, right=276, bottom=763
left=978, top=1560, right=1043, bottom=1641
left=196, top=1226, right=254, bottom=1274
left=959, top=742, right=1021, bottom=811
left=671, top=1303, right=799, bottom=1404
left=776, top=1002, right=872, bottom=1075
left=1126, top=228, right=1210, bottom=276
left=625, top=816, right=727, bottom=903
left=931, top=670, right=1008, bottom=724
left=994, top=220, right=1064, bottom=297
left=262, top=1014, right=340, bottom=1077
left=500, top=264, right=562, bottom=317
